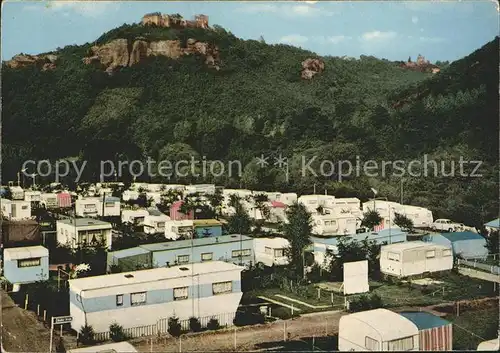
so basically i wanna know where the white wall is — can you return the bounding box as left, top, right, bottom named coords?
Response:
left=254, top=238, right=289, bottom=266
left=144, top=215, right=171, bottom=234
left=57, top=221, right=112, bottom=249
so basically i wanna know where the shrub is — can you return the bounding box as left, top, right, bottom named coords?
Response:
left=109, top=322, right=126, bottom=342
left=206, top=317, right=220, bottom=330
left=233, top=310, right=265, bottom=326
left=271, top=306, right=298, bottom=320
left=189, top=317, right=202, bottom=332
left=78, top=324, right=95, bottom=345
left=168, top=316, right=182, bottom=337
left=348, top=293, right=384, bottom=312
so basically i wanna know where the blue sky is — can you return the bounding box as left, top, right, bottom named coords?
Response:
left=2, top=1, right=498, bottom=62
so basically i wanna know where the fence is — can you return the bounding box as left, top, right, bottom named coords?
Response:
left=94, top=311, right=236, bottom=342
left=458, top=259, right=500, bottom=275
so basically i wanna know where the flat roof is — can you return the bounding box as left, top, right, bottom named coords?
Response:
left=69, top=261, right=244, bottom=291
left=484, top=218, right=500, bottom=229
left=255, top=237, right=290, bottom=248
left=342, top=308, right=418, bottom=341
left=57, top=218, right=112, bottom=228
left=4, top=246, right=48, bottom=260
left=140, top=234, right=253, bottom=252
left=400, top=312, right=450, bottom=330
left=110, top=247, right=151, bottom=259
left=382, top=241, right=450, bottom=252
left=193, top=219, right=222, bottom=226
left=440, top=231, right=485, bottom=242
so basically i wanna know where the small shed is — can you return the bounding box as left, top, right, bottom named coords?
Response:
left=400, top=311, right=452, bottom=351
left=339, top=308, right=419, bottom=351
left=424, top=232, right=488, bottom=260
left=3, top=246, right=49, bottom=284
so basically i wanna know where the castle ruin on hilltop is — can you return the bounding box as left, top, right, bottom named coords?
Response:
left=141, top=13, right=209, bottom=29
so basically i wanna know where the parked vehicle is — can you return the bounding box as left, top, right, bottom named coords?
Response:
left=431, top=219, right=463, bottom=232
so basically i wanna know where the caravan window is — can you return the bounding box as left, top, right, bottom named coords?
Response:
left=116, top=294, right=123, bottom=306
left=387, top=336, right=414, bottom=351
left=443, top=249, right=452, bottom=257
left=274, top=249, right=284, bottom=257
left=177, top=255, right=190, bottom=264
left=212, top=281, right=232, bottom=295
left=173, top=287, right=188, bottom=300
left=130, top=292, right=146, bottom=306
left=426, top=250, right=436, bottom=258
left=365, top=337, right=379, bottom=350
left=18, top=257, right=41, bottom=268
left=387, top=252, right=400, bottom=261
left=201, top=252, right=213, bottom=262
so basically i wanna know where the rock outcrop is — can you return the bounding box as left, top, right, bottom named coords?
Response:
left=5, top=53, right=58, bottom=71
left=83, top=38, right=220, bottom=73
left=301, top=58, right=325, bottom=80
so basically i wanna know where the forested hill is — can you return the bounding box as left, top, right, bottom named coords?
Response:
left=2, top=21, right=498, bottom=227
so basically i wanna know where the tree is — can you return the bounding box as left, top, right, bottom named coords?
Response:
left=394, top=213, right=414, bottom=232
left=78, top=324, right=95, bottom=345
left=109, top=322, right=126, bottom=342
left=361, top=210, right=382, bottom=231
left=485, top=230, right=499, bottom=255
left=189, top=317, right=202, bottom=332
left=168, top=316, right=182, bottom=337
left=227, top=200, right=252, bottom=234
left=281, top=202, right=312, bottom=280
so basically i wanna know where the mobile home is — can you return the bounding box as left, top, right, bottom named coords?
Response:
left=400, top=205, right=433, bottom=228
left=298, top=194, right=336, bottom=214
left=139, top=234, right=254, bottom=268
left=10, top=186, right=25, bottom=200
left=107, top=247, right=152, bottom=272
left=184, top=184, right=216, bottom=195
left=380, top=241, right=453, bottom=277
left=193, top=219, right=223, bottom=238
left=143, top=209, right=171, bottom=234
left=362, top=200, right=402, bottom=230
left=76, top=196, right=120, bottom=217
left=69, top=261, right=244, bottom=333
left=24, top=190, right=41, bottom=202
left=3, top=246, right=49, bottom=285
left=169, top=200, right=195, bottom=221
left=40, top=193, right=58, bottom=208
left=165, top=220, right=194, bottom=240
left=122, top=190, right=140, bottom=202
left=121, top=209, right=149, bottom=225
left=477, top=338, right=499, bottom=351
left=254, top=237, right=290, bottom=266
left=1, top=199, right=31, bottom=220
left=339, top=308, right=420, bottom=351
left=56, top=218, right=113, bottom=249
left=311, top=213, right=357, bottom=236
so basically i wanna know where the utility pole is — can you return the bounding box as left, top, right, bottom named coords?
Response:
left=400, top=178, right=404, bottom=205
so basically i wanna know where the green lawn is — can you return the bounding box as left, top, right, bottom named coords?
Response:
left=445, top=308, right=499, bottom=350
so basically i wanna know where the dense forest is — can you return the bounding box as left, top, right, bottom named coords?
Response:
left=2, top=22, right=498, bottom=227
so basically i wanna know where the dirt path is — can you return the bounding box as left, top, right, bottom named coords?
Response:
left=1, top=289, right=62, bottom=352
left=132, top=310, right=345, bottom=352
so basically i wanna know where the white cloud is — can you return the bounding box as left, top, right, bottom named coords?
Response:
left=411, top=16, right=419, bottom=24
left=419, top=36, right=446, bottom=43
left=360, top=31, right=397, bottom=41
left=26, top=1, right=120, bottom=18
left=237, top=3, right=335, bottom=17
left=279, top=34, right=309, bottom=46
left=314, top=35, right=352, bottom=44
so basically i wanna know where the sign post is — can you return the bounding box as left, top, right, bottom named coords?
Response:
left=49, top=316, right=72, bottom=353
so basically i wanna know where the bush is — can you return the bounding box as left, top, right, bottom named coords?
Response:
left=206, top=317, right=220, bottom=330
left=233, top=310, right=265, bottom=326
left=109, top=322, right=126, bottom=342
left=348, top=293, right=384, bottom=312
left=168, top=316, right=182, bottom=337
left=271, top=306, right=298, bottom=320
left=189, top=317, right=202, bottom=332
left=78, top=324, right=95, bottom=345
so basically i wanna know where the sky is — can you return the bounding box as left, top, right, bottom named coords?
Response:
left=1, top=0, right=499, bottom=62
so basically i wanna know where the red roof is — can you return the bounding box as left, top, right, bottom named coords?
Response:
left=271, top=201, right=286, bottom=208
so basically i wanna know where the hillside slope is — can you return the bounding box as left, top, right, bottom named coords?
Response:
left=2, top=22, right=498, bottom=226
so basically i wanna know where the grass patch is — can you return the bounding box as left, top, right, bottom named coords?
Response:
left=445, top=307, right=499, bottom=350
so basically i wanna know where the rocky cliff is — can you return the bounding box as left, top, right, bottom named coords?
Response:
left=5, top=54, right=58, bottom=71
left=301, top=58, right=325, bottom=79
left=83, top=38, right=220, bottom=73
